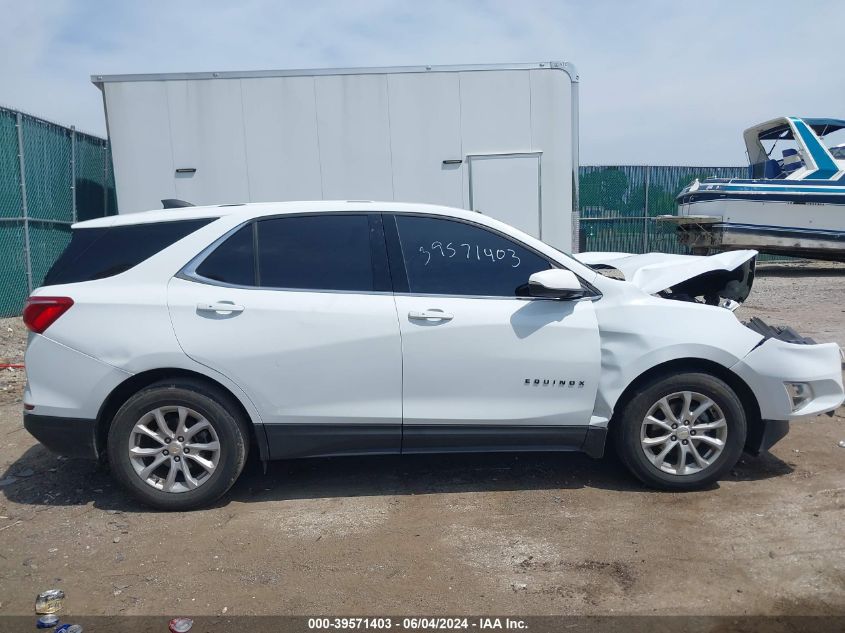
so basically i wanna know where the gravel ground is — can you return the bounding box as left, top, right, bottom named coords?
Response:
left=0, top=317, right=26, bottom=407
left=0, top=265, right=843, bottom=617
left=740, top=262, right=845, bottom=348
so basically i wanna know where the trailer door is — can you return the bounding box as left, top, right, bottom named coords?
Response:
left=468, top=152, right=542, bottom=238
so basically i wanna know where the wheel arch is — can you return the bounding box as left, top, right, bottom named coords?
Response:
left=94, top=367, right=269, bottom=462
left=608, top=357, right=763, bottom=451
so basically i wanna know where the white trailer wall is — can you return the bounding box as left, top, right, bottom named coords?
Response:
left=94, top=63, right=579, bottom=251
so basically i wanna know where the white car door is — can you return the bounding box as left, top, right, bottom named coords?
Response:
left=167, top=213, right=402, bottom=459
left=386, top=214, right=601, bottom=452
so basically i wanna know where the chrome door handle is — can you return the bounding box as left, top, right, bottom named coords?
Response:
left=197, top=302, right=245, bottom=314
left=408, top=309, right=453, bottom=321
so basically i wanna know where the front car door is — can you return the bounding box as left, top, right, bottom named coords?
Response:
left=385, top=213, right=601, bottom=452
left=168, top=212, right=402, bottom=458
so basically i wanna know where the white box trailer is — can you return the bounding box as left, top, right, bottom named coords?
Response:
left=92, top=62, right=580, bottom=251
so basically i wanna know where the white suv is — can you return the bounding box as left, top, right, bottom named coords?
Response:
left=22, top=201, right=844, bottom=510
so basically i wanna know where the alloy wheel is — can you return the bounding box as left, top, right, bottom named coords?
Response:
left=128, top=406, right=221, bottom=493
left=640, top=391, right=728, bottom=476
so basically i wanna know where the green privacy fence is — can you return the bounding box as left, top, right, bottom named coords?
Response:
left=0, top=106, right=116, bottom=316
left=578, top=165, right=747, bottom=254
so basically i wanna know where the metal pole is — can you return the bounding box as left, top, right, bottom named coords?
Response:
left=642, top=165, right=650, bottom=253
left=102, top=140, right=109, bottom=215
left=15, top=112, right=33, bottom=293
left=70, top=126, right=77, bottom=223
left=571, top=80, right=581, bottom=253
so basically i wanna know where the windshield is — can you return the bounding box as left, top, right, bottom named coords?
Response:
left=823, top=128, right=845, bottom=159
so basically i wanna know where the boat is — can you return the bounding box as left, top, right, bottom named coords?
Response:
left=663, top=117, right=845, bottom=261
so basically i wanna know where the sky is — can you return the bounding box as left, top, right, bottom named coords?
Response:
left=1, top=0, right=843, bottom=165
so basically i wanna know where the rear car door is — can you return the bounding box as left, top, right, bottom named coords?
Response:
left=386, top=213, right=601, bottom=452
left=167, top=213, right=402, bottom=458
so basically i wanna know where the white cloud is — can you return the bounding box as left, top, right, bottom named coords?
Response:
left=1, top=0, right=843, bottom=164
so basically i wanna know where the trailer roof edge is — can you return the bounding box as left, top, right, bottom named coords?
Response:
left=90, top=61, right=579, bottom=87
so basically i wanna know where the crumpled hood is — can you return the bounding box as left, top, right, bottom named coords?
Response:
left=574, top=249, right=758, bottom=303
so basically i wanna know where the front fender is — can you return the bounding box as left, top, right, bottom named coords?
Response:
left=593, top=339, right=752, bottom=420
left=590, top=293, right=763, bottom=420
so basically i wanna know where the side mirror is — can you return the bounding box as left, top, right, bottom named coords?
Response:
left=528, top=269, right=586, bottom=300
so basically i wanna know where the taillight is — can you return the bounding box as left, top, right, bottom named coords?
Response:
left=22, top=296, right=74, bottom=333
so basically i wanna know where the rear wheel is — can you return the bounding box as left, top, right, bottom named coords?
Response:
left=107, top=380, right=248, bottom=510
left=615, top=372, right=746, bottom=490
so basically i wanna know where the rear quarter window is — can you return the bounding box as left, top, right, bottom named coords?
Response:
left=194, top=223, right=256, bottom=286
left=44, top=219, right=214, bottom=286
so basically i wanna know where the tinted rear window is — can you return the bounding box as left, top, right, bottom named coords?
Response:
left=44, top=219, right=213, bottom=286
left=256, top=215, right=374, bottom=291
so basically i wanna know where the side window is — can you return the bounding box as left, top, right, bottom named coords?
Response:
left=256, top=215, right=374, bottom=291
left=45, top=219, right=213, bottom=286
left=195, top=224, right=256, bottom=286
left=394, top=215, right=551, bottom=296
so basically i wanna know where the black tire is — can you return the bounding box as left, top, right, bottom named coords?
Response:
left=615, top=372, right=746, bottom=491
left=107, top=379, right=248, bottom=510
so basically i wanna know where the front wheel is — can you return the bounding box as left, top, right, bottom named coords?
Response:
left=107, top=380, right=248, bottom=510
left=615, top=372, right=746, bottom=490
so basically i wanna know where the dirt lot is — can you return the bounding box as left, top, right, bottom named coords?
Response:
left=0, top=265, right=843, bottom=617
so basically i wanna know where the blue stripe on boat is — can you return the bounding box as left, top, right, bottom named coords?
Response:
left=677, top=190, right=845, bottom=204
left=789, top=117, right=839, bottom=179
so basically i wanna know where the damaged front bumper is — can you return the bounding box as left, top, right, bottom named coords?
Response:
left=731, top=326, right=843, bottom=455
left=732, top=330, right=844, bottom=422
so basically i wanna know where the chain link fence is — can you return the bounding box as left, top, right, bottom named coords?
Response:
left=578, top=165, right=748, bottom=254
left=0, top=106, right=116, bottom=316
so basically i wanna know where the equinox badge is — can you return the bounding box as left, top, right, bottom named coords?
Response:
left=525, top=379, right=585, bottom=387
